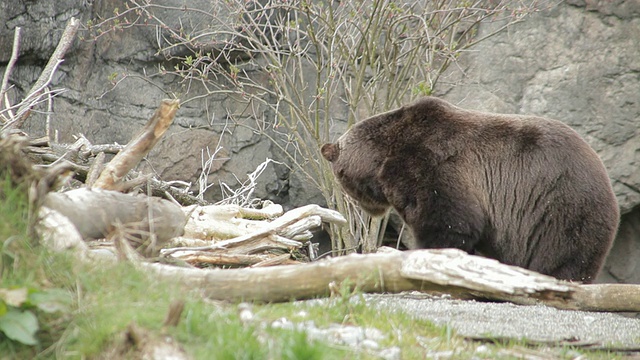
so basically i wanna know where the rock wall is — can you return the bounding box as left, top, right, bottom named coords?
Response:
left=2, top=1, right=639, bottom=282
left=0, top=0, right=284, bottom=205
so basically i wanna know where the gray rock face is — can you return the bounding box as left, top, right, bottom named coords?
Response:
left=441, top=2, right=640, bottom=214
left=1, top=0, right=280, bottom=204
left=2, top=1, right=640, bottom=281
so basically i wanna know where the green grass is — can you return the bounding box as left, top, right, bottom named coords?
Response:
left=173, top=301, right=342, bottom=360
left=254, top=294, right=469, bottom=358
left=0, top=174, right=30, bottom=281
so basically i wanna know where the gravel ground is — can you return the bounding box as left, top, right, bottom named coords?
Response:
left=364, top=293, right=640, bottom=348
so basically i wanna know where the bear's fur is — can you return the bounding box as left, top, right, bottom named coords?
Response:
left=321, top=97, right=619, bottom=283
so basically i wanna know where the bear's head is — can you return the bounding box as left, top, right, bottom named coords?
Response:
left=321, top=122, right=391, bottom=216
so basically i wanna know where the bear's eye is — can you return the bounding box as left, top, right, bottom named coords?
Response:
left=337, top=169, right=345, bottom=178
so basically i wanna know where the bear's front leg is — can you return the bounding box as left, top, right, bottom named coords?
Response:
left=400, top=190, right=486, bottom=254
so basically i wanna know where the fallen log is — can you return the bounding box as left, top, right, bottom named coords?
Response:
left=150, top=248, right=640, bottom=311
left=43, top=187, right=185, bottom=253
left=140, top=249, right=581, bottom=305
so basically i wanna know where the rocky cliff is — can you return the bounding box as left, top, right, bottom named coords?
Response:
left=1, top=0, right=639, bottom=282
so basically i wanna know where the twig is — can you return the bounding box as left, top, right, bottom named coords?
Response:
left=45, top=87, right=54, bottom=142
left=0, top=26, right=21, bottom=115
left=8, top=17, right=80, bottom=129
left=217, top=158, right=279, bottom=207
left=197, top=116, right=228, bottom=200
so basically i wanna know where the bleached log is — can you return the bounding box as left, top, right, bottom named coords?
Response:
left=183, top=203, right=284, bottom=238
left=400, top=248, right=572, bottom=296
left=43, top=188, right=185, bottom=244
left=290, top=231, right=313, bottom=242
left=238, top=202, right=284, bottom=219
left=182, top=203, right=286, bottom=240
left=139, top=248, right=640, bottom=312
left=37, top=206, right=88, bottom=254
left=183, top=217, right=267, bottom=240
left=168, top=237, right=210, bottom=248
left=183, top=213, right=319, bottom=242
left=559, top=284, right=640, bottom=312
left=143, top=249, right=578, bottom=304
left=184, top=204, right=244, bottom=221
left=93, top=99, right=180, bottom=191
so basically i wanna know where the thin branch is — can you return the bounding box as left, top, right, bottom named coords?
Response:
left=8, top=17, right=80, bottom=129
left=0, top=26, right=21, bottom=115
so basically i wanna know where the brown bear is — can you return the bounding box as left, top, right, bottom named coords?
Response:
left=321, top=97, right=619, bottom=283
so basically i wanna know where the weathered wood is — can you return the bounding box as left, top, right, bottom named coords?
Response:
left=181, top=203, right=320, bottom=242
left=43, top=187, right=185, bottom=244
left=37, top=206, right=88, bottom=254
left=568, top=284, right=640, bottom=312
left=163, top=204, right=346, bottom=256
left=143, top=249, right=577, bottom=304
left=279, top=216, right=321, bottom=240
left=137, top=249, right=640, bottom=311
left=36, top=199, right=640, bottom=312
left=144, top=251, right=432, bottom=302
left=93, top=99, right=180, bottom=190
left=401, top=249, right=573, bottom=296
left=23, top=135, right=206, bottom=206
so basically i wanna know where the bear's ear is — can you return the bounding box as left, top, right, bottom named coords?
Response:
left=321, top=143, right=340, bottom=162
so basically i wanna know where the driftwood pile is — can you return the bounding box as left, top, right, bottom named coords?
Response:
left=27, top=99, right=345, bottom=267
left=167, top=202, right=346, bottom=267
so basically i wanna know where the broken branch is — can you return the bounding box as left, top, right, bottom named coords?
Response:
left=93, top=99, right=180, bottom=190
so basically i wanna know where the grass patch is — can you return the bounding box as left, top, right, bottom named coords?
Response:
left=0, top=174, right=30, bottom=280
left=254, top=293, right=469, bottom=358
left=173, top=301, right=343, bottom=360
